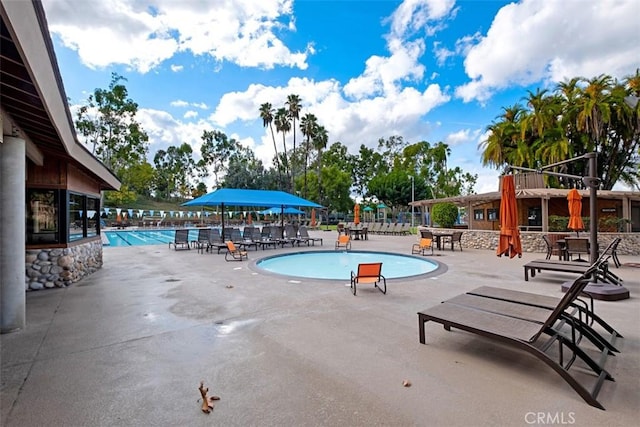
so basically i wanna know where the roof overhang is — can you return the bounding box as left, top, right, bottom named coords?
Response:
left=412, top=188, right=640, bottom=208
left=1, top=0, right=120, bottom=190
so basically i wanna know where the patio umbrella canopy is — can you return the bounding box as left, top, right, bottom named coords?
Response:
left=567, top=188, right=585, bottom=236
left=259, top=206, right=305, bottom=215
left=496, top=175, right=522, bottom=258
left=182, top=188, right=322, bottom=235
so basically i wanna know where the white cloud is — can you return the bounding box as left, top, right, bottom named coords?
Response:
left=184, top=111, right=198, bottom=119
left=444, top=129, right=479, bottom=146
left=170, top=100, right=189, bottom=108
left=170, top=64, right=183, bottom=72
left=42, top=0, right=310, bottom=73
left=386, top=0, right=457, bottom=39
left=455, top=0, right=640, bottom=102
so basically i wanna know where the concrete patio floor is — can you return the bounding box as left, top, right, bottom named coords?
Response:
left=2, top=230, right=639, bottom=426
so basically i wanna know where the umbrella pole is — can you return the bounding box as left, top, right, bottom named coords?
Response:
left=221, top=203, right=225, bottom=240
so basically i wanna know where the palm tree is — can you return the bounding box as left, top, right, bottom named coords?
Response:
left=286, top=94, right=302, bottom=192
left=274, top=107, right=291, bottom=191
left=480, top=104, right=526, bottom=170
left=313, top=125, right=328, bottom=202
left=300, top=113, right=318, bottom=197
left=259, top=103, right=282, bottom=186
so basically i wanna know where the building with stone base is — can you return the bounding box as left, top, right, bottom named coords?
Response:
left=1, top=0, right=120, bottom=333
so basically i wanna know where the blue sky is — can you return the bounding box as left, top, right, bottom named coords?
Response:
left=41, top=0, right=639, bottom=193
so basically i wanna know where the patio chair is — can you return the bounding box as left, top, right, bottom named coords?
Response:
left=443, top=231, right=463, bottom=251
left=284, top=224, right=303, bottom=246
left=350, top=262, right=386, bottom=296
left=335, top=234, right=351, bottom=250
left=168, top=229, right=190, bottom=250
left=190, top=228, right=210, bottom=251
left=412, top=238, right=433, bottom=256
left=602, top=237, right=622, bottom=268
left=542, top=235, right=564, bottom=260
left=271, top=226, right=294, bottom=247
left=205, top=229, right=228, bottom=254
left=466, top=285, right=623, bottom=354
left=225, top=241, right=248, bottom=261
left=298, top=226, right=323, bottom=246
left=420, top=229, right=433, bottom=240
left=368, top=222, right=381, bottom=234
left=418, top=260, right=615, bottom=410
left=565, top=238, right=590, bottom=262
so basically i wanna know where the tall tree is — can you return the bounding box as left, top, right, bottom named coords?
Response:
left=199, top=130, right=241, bottom=187
left=75, top=73, right=149, bottom=177
left=300, top=113, right=318, bottom=197
left=153, top=143, right=195, bottom=199
left=274, top=108, right=291, bottom=191
left=312, top=125, right=328, bottom=204
left=259, top=102, right=282, bottom=186
left=481, top=73, right=640, bottom=190
left=286, top=94, right=302, bottom=193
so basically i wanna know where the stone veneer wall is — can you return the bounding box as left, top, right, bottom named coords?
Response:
left=25, top=240, right=103, bottom=291
left=418, top=227, right=640, bottom=256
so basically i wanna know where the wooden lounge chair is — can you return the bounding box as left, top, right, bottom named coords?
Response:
left=225, top=241, right=248, bottom=261
left=335, top=234, right=351, bottom=250
left=350, top=262, right=386, bottom=295
left=412, top=238, right=433, bottom=256
left=418, top=261, right=616, bottom=409
left=168, top=229, right=190, bottom=250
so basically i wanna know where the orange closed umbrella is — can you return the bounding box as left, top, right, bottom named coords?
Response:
left=496, top=175, right=522, bottom=258
left=567, top=188, right=584, bottom=236
left=354, top=204, right=360, bottom=225
left=311, top=208, right=316, bottom=227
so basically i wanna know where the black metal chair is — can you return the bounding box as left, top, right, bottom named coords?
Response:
left=565, top=238, right=590, bottom=262
left=444, top=231, right=463, bottom=251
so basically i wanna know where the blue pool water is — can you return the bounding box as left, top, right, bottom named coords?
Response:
left=255, top=251, right=440, bottom=280
left=103, top=229, right=199, bottom=246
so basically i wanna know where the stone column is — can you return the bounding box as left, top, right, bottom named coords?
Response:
left=1, top=136, right=26, bottom=333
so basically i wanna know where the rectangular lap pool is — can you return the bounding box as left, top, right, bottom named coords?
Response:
left=103, top=229, right=201, bottom=247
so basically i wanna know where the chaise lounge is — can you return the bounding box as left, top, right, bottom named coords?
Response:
left=417, top=257, right=620, bottom=410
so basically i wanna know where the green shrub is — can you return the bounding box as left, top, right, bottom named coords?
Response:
left=431, top=202, right=459, bottom=228
left=548, top=215, right=568, bottom=232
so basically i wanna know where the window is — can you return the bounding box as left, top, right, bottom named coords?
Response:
left=87, top=197, right=100, bottom=237
left=27, top=189, right=60, bottom=244
left=474, top=209, right=484, bottom=221
left=69, top=193, right=84, bottom=241
left=487, top=208, right=499, bottom=221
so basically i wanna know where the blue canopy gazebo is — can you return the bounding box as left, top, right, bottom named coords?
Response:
left=182, top=188, right=322, bottom=236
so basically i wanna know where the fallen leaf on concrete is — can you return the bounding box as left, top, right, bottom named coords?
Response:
left=226, top=285, right=234, bottom=289
left=402, top=380, right=411, bottom=387
left=199, top=381, right=221, bottom=414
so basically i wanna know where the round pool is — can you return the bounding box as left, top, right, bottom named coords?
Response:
left=254, top=250, right=443, bottom=280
